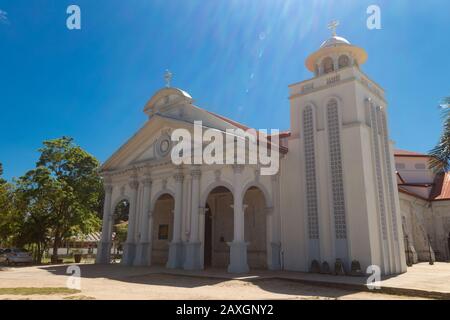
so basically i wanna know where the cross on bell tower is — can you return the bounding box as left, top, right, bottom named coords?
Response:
left=328, top=20, right=340, bottom=36
left=164, top=69, right=173, bottom=88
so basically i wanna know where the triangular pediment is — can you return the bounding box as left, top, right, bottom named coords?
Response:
left=100, top=86, right=262, bottom=174
left=100, top=116, right=192, bottom=172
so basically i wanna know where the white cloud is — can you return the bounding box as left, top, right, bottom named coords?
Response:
left=0, top=9, right=9, bottom=24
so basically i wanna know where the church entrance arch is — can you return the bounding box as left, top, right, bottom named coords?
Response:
left=204, top=186, right=234, bottom=268
left=151, top=193, right=175, bottom=265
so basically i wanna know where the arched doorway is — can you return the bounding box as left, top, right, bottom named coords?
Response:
left=151, top=193, right=175, bottom=265
left=243, top=186, right=267, bottom=269
left=111, top=199, right=129, bottom=262
left=204, top=186, right=234, bottom=268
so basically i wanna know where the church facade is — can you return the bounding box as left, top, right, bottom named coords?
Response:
left=95, top=30, right=450, bottom=275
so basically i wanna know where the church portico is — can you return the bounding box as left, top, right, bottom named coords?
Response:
left=97, top=160, right=278, bottom=274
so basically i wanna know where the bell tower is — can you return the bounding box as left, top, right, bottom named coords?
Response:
left=281, top=22, right=406, bottom=275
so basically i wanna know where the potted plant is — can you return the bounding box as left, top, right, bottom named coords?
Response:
left=73, top=250, right=82, bottom=263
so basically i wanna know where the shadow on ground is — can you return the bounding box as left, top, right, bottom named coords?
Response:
left=34, top=263, right=393, bottom=299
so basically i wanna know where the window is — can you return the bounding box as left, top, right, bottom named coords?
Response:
left=338, top=55, right=350, bottom=69
left=322, top=57, right=334, bottom=74
left=415, top=163, right=426, bottom=170
left=396, top=163, right=406, bottom=170
left=303, top=106, right=319, bottom=239
left=327, top=99, right=347, bottom=239
left=158, top=224, right=169, bottom=240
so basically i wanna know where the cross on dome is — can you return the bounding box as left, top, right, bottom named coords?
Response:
left=327, top=20, right=340, bottom=36
left=164, top=69, right=173, bottom=88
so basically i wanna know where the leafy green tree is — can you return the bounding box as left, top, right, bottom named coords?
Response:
left=0, top=163, right=19, bottom=247
left=429, top=97, right=450, bottom=172
left=111, top=200, right=129, bottom=254
left=1, top=139, right=102, bottom=262
left=34, top=137, right=102, bottom=262
left=113, top=200, right=130, bottom=224
left=0, top=163, right=6, bottom=185
left=113, top=222, right=128, bottom=253
left=13, top=167, right=57, bottom=262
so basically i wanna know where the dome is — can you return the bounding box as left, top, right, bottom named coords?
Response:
left=305, top=35, right=368, bottom=73
left=143, top=87, right=193, bottom=116
left=320, top=36, right=351, bottom=48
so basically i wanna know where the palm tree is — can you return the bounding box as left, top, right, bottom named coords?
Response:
left=429, top=97, right=450, bottom=172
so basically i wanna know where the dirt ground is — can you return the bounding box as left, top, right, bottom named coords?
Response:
left=0, top=264, right=430, bottom=300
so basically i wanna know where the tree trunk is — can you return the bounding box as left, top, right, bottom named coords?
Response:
left=51, top=234, right=60, bottom=263
left=37, top=242, right=41, bottom=264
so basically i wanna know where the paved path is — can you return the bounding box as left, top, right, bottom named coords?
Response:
left=0, top=262, right=448, bottom=300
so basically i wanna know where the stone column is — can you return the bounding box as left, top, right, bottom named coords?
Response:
left=270, top=174, right=282, bottom=270
left=167, top=168, right=184, bottom=269
left=184, top=167, right=202, bottom=270
left=134, top=176, right=152, bottom=266
left=228, top=165, right=249, bottom=273
left=122, top=177, right=139, bottom=266
left=198, top=206, right=207, bottom=268
left=96, top=184, right=113, bottom=264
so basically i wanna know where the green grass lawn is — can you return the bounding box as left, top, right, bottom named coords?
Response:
left=40, top=257, right=96, bottom=264
left=0, top=287, right=81, bottom=296
left=63, top=295, right=96, bottom=300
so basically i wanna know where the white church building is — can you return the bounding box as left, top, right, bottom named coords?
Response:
left=96, top=29, right=450, bottom=275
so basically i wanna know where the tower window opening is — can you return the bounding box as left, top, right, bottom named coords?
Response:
left=322, top=57, right=334, bottom=74
left=338, top=55, right=350, bottom=69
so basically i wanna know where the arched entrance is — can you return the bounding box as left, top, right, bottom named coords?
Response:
left=151, top=193, right=175, bottom=265
left=243, top=186, right=267, bottom=269
left=204, top=186, right=234, bottom=268
left=111, top=199, right=129, bottom=262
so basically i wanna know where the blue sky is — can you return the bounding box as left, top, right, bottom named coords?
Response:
left=0, top=0, right=449, bottom=181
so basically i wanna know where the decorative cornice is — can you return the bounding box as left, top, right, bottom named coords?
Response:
left=289, top=76, right=386, bottom=104
left=99, top=159, right=175, bottom=178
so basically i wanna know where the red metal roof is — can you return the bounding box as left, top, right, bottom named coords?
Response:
left=430, top=172, right=450, bottom=201
left=197, top=108, right=289, bottom=154
left=398, top=186, right=430, bottom=201
left=394, top=149, right=429, bottom=157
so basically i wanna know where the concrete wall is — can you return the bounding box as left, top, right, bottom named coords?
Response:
left=400, top=192, right=450, bottom=262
